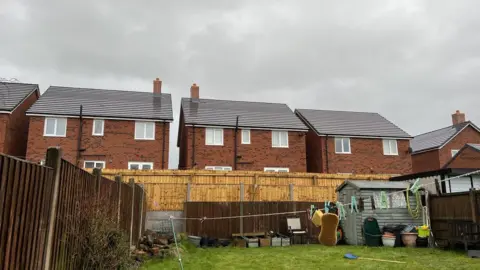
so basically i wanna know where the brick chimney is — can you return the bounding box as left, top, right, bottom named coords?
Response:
left=452, top=110, right=466, bottom=125
left=190, top=83, right=199, bottom=99
left=153, top=78, right=162, bottom=94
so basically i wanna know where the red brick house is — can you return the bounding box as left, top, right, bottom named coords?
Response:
left=26, top=78, right=173, bottom=169
left=411, top=110, right=480, bottom=173
left=177, top=84, right=308, bottom=172
left=443, top=144, right=480, bottom=169
left=0, top=82, right=40, bottom=158
left=295, top=109, right=412, bottom=174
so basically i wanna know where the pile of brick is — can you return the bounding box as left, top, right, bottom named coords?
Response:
left=134, top=230, right=182, bottom=258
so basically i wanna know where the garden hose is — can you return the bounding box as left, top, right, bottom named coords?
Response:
left=406, top=188, right=422, bottom=219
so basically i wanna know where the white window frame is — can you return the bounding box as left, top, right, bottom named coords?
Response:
left=451, top=149, right=459, bottom=157
left=43, top=117, right=67, bottom=137
left=383, top=139, right=398, bottom=155
left=128, top=162, right=154, bottom=170
left=135, top=121, right=155, bottom=140
left=335, top=137, right=351, bottom=154
left=92, top=119, right=104, bottom=136
left=241, top=129, right=250, bottom=144
left=205, top=166, right=232, bottom=171
left=83, top=160, right=106, bottom=169
left=205, top=128, right=224, bottom=146
left=272, top=130, right=288, bottom=148
left=264, top=167, right=290, bottom=173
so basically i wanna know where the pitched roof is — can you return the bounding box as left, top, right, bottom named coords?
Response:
left=336, top=180, right=410, bottom=192
left=410, top=122, right=480, bottom=153
left=0, top=82, right=38, bottom=112
left=467, top=143, right=480, bottom=152
left=295, top=109, right=411, bottom=138
left=442, top=143, right=480, bottom=169
left=180, top=98, right=308, bottom=130
left=27, top=86, right=173, bottom=121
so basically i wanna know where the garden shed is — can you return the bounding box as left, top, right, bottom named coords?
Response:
left=336, top=180, right=423, bottom=245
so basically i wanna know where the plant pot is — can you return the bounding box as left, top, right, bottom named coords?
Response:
left=382, top=236, right=395, bottom=247
left=187, top=235, right=201, bottom=247
left=401, top=233, right=418, bottom=247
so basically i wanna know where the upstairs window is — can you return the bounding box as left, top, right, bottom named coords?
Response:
left=128, top=162, right=153, bottom=170
left=135, top=122, right=155, bottom=140
left=241, top=129, right=250, bottom=144
left=44, top=118, right=67, bottom=137
left=383, top=139, right=398, bottom=155
left=84, top=161, right=105, bottom=169
left=92, top=119, right=104, bottom=136
left=335, top=137, right=351, bottom=154
left=451, top=149, right=459, bottom=157
left=206, top=128, right=223, bottom=145
left=272, top=131, right=288, bottom=148
left=205, top=166, right=232, bottom=171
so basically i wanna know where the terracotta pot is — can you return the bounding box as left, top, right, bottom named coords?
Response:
left=401, top=233, right=418, bottom=247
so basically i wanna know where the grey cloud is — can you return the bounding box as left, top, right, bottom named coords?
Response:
left=1, top=0, right=480, bottom=168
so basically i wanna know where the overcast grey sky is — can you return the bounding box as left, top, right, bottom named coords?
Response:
left=1, top=0, right=479, bottom=168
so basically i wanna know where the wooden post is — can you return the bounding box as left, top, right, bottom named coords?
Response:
left=137, top=185, right=145, bottom=241
left=289, top=184, right=294, bottom=201
left=43, top=147, right=63, bottom=270
left=312, top=175, right=318, bottom=186
left=240, top=183, right=244, bottom=235
left=129, top=178, right=135, bottom=248
left=115, top=175, right=122, bottom=226
left=186, top=183, right=191, bottom=202
left=470, top=189, right=478, bottom=224
left=92, top=168, right=102, bottom=200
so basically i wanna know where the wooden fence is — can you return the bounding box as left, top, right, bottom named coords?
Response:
left=0, top=149, right=146, bottom=270
left=100, top=169, right=390, bottom=211
left=429, top=189, right=480, bottom=248
left=184, top=201, right=324, bottom=241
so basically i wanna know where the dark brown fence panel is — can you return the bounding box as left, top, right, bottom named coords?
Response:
left=185, top=201, right=324, bottom=241
left=119, top=182, right=133, bottom=241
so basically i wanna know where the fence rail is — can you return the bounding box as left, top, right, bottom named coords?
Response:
left=98, top=169, right=390, bottom=211
left=0, top=149, right=146, bottom=270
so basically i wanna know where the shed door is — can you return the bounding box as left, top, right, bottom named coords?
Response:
left=448, top=177, right=472, bottom=193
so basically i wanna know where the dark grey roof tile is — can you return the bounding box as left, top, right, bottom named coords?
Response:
left=410, top=122, right=477, bottom=153
left=0, top=82, right=38, bottom=111
left=295, top=109, right=411, bottom=138
left=27, top=86, right=173, bottom=121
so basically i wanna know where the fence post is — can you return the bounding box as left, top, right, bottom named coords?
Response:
left=43, top=147, right=63, bottom=270
left=115, top=175, right=122, bottom=226
left=93, top=168, right=102, bottom=200
left=240, top=183, right=244, bottom=235
left=137, top=185, right=145, bottom=241
left=289, top=184, right=294, bottom=201
left=470, top=189, right=478, bottom=224
left=186, top=182, right=191, bottom=202
left=129, top=178, right=135, bottom=249
left=312, top=175, right=317, bottom=186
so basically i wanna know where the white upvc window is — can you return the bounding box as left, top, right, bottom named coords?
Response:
left=264, top=167, right=289, bottom=173
left=272, top=131, right=288, bottom=148
left=92, top=119, right=104, bottom=136
left=451, top=149, right=459, bottom=157
left=128, top=162, right=154, bottom=170
left=383, top=139, right=398, bottom=155
left=135, top=121, right=155, bottom=140
left=44, top=117, right=67, bottom=137
left=335, top=137, right=351, bottom=154
left=84, top=161, right=106, bottom=169
left=205, top=166, right=232, bottom=171
left=241, top=129, right=250, bottom=144
left=206, top=128, right=223, bottom=145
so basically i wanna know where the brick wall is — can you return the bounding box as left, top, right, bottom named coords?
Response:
left=412, top=125, right=480, bottom=173
left=445, top=147, right=480, bottom=169
left=178, top=126, right=307, bottom=172
left=307, top=136, right=412, bottom=174
left=26, top=116, right=170, bottom=169
left=0, top=91, right=38, bottom=157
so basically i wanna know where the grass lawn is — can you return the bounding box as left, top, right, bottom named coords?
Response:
left=142, top=244, right=476, bottom=270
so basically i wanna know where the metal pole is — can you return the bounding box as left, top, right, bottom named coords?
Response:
left=170, top=218, right=184, bottom=270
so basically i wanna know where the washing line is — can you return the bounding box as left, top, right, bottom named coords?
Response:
left=169, top=210, right=308, bottom=221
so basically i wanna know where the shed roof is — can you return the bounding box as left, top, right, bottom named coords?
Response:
left=410, top=122, right=480, bottom=153
left=295, top=109, right=411, bottom=138
left=336, top=180, right=410, bottom=192
left=0, top=82, right=38, bottom=112
left=180, top=98, right=307, bottom=130
left=27, top=86, right=173, bottom=121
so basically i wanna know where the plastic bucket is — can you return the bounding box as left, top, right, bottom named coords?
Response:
left=188, top=235, right=201, bottom=247
left=382, top=236, right=395, bottom=247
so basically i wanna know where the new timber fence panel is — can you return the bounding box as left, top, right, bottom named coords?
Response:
left=0, top=149, right=146, bottom=270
